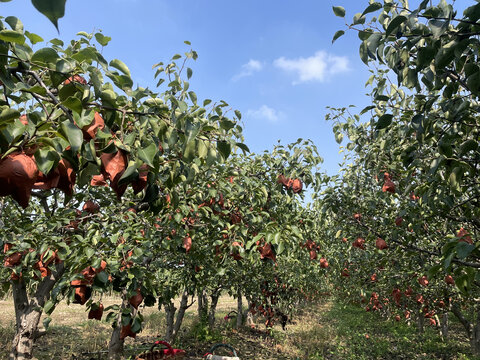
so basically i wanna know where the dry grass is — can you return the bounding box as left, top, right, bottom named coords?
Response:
left=0, top=295, right=334, bottom=359
left=1, top=296, right=474, bottom=359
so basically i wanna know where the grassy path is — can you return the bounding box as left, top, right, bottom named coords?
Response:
left=0, top=297, right=475, bottom=359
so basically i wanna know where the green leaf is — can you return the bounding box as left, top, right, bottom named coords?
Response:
left=0, top=30, right=25, bottom=45
left=385, top=15, right=407, bottom=37
left=197, top=140, right=207, bottom=159
left=206, top=146, right=217, bottom=166
left=332, top=6, right=346, bottom=17
left=96, top=271, right=109, bottom=284
left=109, top=59, right=131, bottom=77
left=118, top=161, right=138, bottom=185
left=43, top=317, right=52, bottom=331
left=138, top=142, right=157, bottom=167
left=217, top=140, right=231, bottom=160
left=376, top=114, right=393, bottom=130
left=31, top=47, right=59, bottom=65
left=183, top=139, right=196, bottom=162
left=236, top=142, right=250, bottom=154
left=460, top=139, right=478, bottom=156
left=5, top=16, right=23, bottom=31
left=34, top=148, right=60, bottom=174
left=25, top=31, right=44, bottom=44
left=360, top=105, right=375, bottom=115
left=62, top=96, right=83, bottom=114
left=31, top=0, right=66, bottom=31
left=361, top=2, right=382, bottom=17
left=353, top=13, right=366, bottom=25
left=456, top=242, right=475, bottom=259
left=187, top=67, right=193, bottom=79
left=44, top=300, right=55, bottom=315
left=429, top=19, right=449, bottom=39
left=0, top=108, right=20, bottom=125
left=332, top=30, right=345, bottom=44
left=60, top=120, right=83, bottom=152
left=95, top=33, right=111, bottom=46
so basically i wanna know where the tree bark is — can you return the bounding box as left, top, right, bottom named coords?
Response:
left=197, top=288, right=208, bottom=321
left=9, top=264, right=64, bottom=360
left=236, top=289, right=243, bottom=328
left=416, top=307, right=424, bottom=334
left=170, top=290, right=194, bottom=342
left=208, top=289, right=220, bottom=329
left=451, top=303, right=480, bottom=356
left=164, top=301, right=176, bottom=342
left=440, top=313, right=448, bottom=338
left=108, top=291, right=133, bottom=360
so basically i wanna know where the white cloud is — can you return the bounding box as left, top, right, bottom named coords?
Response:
left=247, top=105, right=283, bottom=123
left=232, top=59, right=263, bottom=81
left=274, top=51, right=350, bottom=84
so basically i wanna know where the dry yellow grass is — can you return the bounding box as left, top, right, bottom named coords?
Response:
left=0, top=295, right=334, bottom=359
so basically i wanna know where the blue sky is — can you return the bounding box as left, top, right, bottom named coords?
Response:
left=0, top=1, right=399, bottom=174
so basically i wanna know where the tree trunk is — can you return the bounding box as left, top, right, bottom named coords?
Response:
left=108, top=291, right=133, bottom=360
left=198, top=289, right=208, bottom=321
left=440, top=313, right=448, bottom=338
left=170, top=290, right=193, bottom=342
left=208, top=290, right=220, bottom=329
left=164, top=301, right=176, bottom=342
left=416, top=307, right=424, bottom=334
left=236, top=289, right=243, bottom=328
left=9, top=264, right=64, bottom=360
left=451, top=303, right=480, bottom=356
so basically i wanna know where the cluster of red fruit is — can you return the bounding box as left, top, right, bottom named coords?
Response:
left=277, top=175, right=303, bottom=193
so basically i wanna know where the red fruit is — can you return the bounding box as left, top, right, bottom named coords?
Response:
left=342, top=237, right=348, bottom=243
left=129, top=289, right=143, bottom=309
left=382, top=179, right=396, bottom=193
left=64, top=75, right=87, bottom=85
left=19, top=114, right=28, bottom=125
left=428, top=318, right=436, bottom=326
left=0, top=152, right=39, bottom=208
left=99, top=151, right=128, bottom=199
left=410, top=192, right=419, bottom=201
left=73, top=285, right=92, bottom=305
left=341, top=268, right=349, bottom=277
left=404, top=287, right=413, bottom=296
left=319, top=258, right=329, bottom=268
left=416, top=294, right=424, bottom=304
left=291, top=178, right=303, bottom=193
left=120, top=323, right=136, bottom=339
left=4, top=251, right=22, bottom=267
left=375, top=237, right=388, bottom=250
left=404, top=310, right=411, bottom=319
left=418, top=275, right=429, bottom=287
left=353, top=213, right=362, bottom=221
left=277, top=174, right=289, bottom=187
left=88, top=303, right=104, bottom=320
left=131, top=164, right=148, bottom=194
left=258, top=242, right=276, bottom=262
left=83, top=200, right=100, bottom=214
left=353, top=237, right=365, bottom=250
left=183, top=236, right=192, bottom=253
left=34, top=261, right=50, bottom=278
left=309, top=249, right=317, bottom=260
left=94, top=260, right=107, bottom=273
left=392, top=288, right=402, bottom=305
left=457, top=227, right=473, bottom=244
left=91, top=174, right=107, bottom=186
left=394, top=315, right=401, bottom=322
left=395, top=217, right=403, bottom=226
left=370, top=273, right=377, bottom=282
left=82, top=112, right=105, bottom=141
left=444, top=275, right=455, bottom=285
